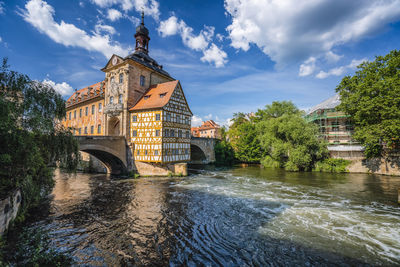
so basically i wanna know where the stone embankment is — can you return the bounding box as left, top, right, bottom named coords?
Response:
left=0, top=189, right=21, bottom=235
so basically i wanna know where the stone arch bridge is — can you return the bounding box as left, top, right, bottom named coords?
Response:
left=76, top=136, right=216, bottom=175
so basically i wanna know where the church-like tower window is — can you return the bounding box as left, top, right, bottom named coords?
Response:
left=140, top=75, right=145, bottom=86
left=119, top=73, right=123, bottom=84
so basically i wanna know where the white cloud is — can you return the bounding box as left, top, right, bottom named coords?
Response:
left=107, top=8, right=122, bottom=21
left=201, top=44, right=228, bottom=68
left=191, top=115, right=202, bottom=127
left=79, top=1, right=84, bottom=7
left=299, top=57, right=317, bottom=77
left=0, top=1, right=4, bottom=15
left=95, top=24, right=117, bottom=35
left=325, top=51, right=343, bottom=63
left=316, top=58, right=367, bottom=79
left=0, top=36, right=2, bottom=43
left=43, top=79, right=74, bottom=97
left=158, top=16, right=179, bottom=36
left=224, top=0, right=400, bottom=66
left=91, top=0, right=160, bottom=20
left=21, top=0, right=126, bottom=58
left=216, top=33, right=225, bottom=42
left=158, top=16, right=228, bottom=67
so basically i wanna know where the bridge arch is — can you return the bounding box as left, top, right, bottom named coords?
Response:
left=190, top=137, right=216, bottom=164
left=76, top=136, right=128, bottom=175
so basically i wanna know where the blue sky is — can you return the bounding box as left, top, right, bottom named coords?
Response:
left=1, top=0, right=400, bottom=126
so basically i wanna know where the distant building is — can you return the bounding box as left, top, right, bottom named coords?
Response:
left=305, top=94, right=364, bottom=158
left=191, top=120, right=221, bottom=139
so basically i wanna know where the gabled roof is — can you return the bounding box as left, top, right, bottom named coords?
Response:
left=66, top=81, right=104, bottom=107
left=129, top=80, right=179, bottom=111
left=198, top=120, right=220, bottom=130
left=308, top=94, right=341, bottom=114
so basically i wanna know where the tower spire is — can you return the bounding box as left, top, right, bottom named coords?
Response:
left=134, top=11, right=150, bottom=54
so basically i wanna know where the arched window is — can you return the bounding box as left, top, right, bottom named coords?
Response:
left=118, top=94, right=123, bottom=104
left=110, top=96, right=114, bottom=104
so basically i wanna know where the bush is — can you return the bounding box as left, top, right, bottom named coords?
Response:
left=314, top=158, right=351, bottom=173
left=260, top=156, right=280, bottom=168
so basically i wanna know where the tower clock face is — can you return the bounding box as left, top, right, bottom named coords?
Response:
left=112, top=57, right=117, bottom=65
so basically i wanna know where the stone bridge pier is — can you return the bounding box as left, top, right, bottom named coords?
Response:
left=190, top=137, right=216, bottom=164
left=76, top=136, right=133, bottom=175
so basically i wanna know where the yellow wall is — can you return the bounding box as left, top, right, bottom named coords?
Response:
left=130, top=110, right=163, bottom=162
left=62, top=98, right=105, bottom=136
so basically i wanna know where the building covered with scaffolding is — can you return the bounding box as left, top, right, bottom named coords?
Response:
left=305, top=94, right=364, bottom=159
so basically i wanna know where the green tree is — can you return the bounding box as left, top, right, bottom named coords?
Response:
left=256, top=102, right=328, bottom=171
left=0, top=58, right=79, bottom=216
left=255, top=100, right=301, bottom=121
left=214, top=127, right=235, bottom=165
left=336, top=50, right=400, bottom=158
left=228, top=113, right=263, bottom=162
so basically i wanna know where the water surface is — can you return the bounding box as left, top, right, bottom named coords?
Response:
left=36, top=167, right=400, bottom=266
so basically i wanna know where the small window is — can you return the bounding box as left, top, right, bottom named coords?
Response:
left=110, top=96, right=114, bottom=104
left=159, top=93, right=167, bottom=98
left=84, top=127, right=87, bottom=134
left=132, top=115, right=137, bottom=122
left=90, top=126, right=94, bottom=134
left=74, top=110, right=76, bottom=119
left=155, top=130, right=160, bottom=137
left=166, top=113, right=171, bottom=121
left=144, top=95, right=151, bottom=100
left=171, top=130, right=175, bottom=137
left=185, top=149, right=189, bottom=155
left=79, top=109, right=82, bottom=117
left=69, top=112, right=71, bottom=120
left=178, top=130, right=182, bottom=138
left=155, top=150, right=159, bottom=156
left=118, top=94, right=123, bottom=104
left=78, top=128, right=81, bottom=135
left=119, top=73, right=123, bottom=84
left=110, top=77, right=114, bottom=84
left=97, top=124, right=101, bottom=134
left=177, top=115, right=180, bottom=123
left=140, top=75, right=145, bottom=86
left=99, top=103, right=102, bottom=112
left=133, top=130, right=137, bottom=137
left=92, top=105, right=95, bottom=114
left=145, top=150, right=148, bottom=156
left=155, top=114, right=160, bottom=121
left=186, top=131, right=190, bottom=138
left=137, top=150, right=140, bottom=156
left=85, top=107, right=88, bottom=116
left=164, top=129, right=169, bottom=137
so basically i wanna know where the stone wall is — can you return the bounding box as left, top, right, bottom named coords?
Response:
left=0, top=189, right=21, bottom=235
left=347, top=157, right=400, bottom=176
left=135, top=161, right=188, bottom=176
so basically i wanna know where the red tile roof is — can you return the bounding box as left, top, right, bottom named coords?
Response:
left=129, top=80, right=179, bottom=111
left=66, top=81, right=104, bottom=107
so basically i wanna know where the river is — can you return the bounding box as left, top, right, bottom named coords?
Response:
left=32, top=166, right=400, bottom=266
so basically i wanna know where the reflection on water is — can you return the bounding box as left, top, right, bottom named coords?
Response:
left=36, top=167, right=400, bottom=265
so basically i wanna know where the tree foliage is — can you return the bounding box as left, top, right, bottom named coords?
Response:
left=0, top=58, right=79, bottom=215
left=256, top=102, right=328, bottom=171
left=336, top=50, right=400, bottom=158
left=228, top=113, right=264, bottom=163
left=214, top=127, right=235, bottom=165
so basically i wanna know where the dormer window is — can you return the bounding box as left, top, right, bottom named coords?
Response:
left=144, top=95, right=151, bottom=100
left=159, top=93, right=167, bottom=98
left=140, top=75, right=145, bottom=86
